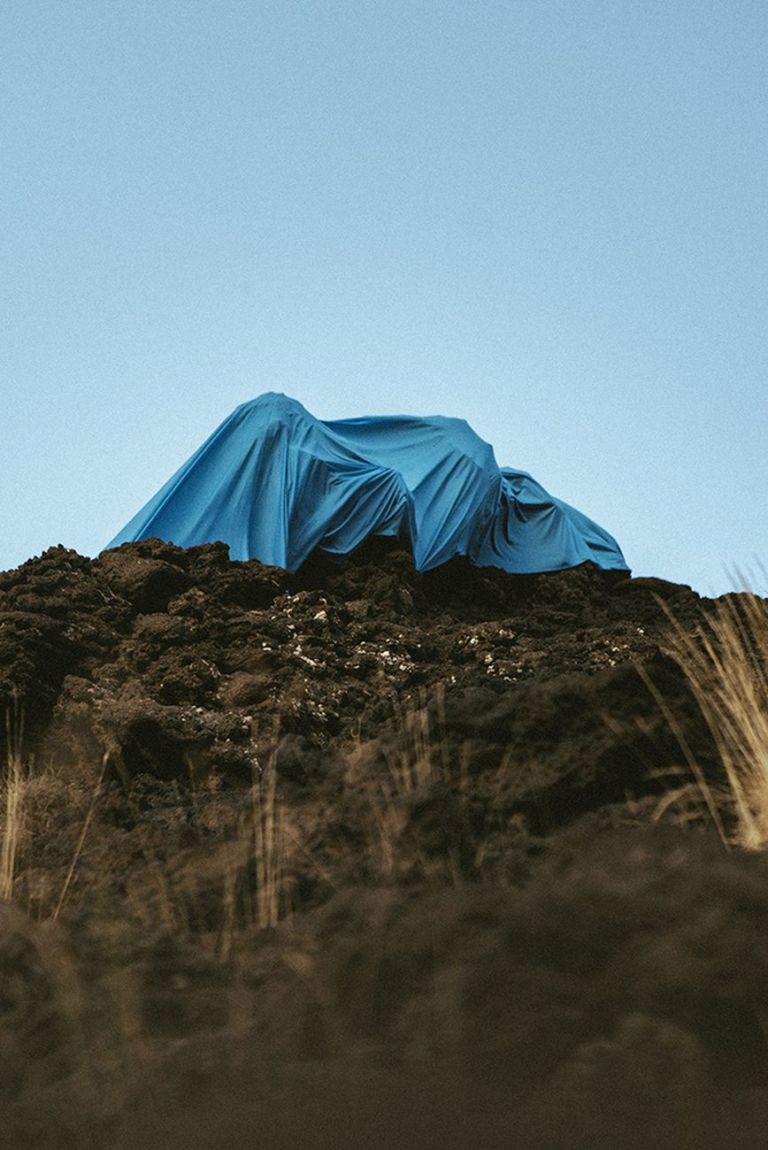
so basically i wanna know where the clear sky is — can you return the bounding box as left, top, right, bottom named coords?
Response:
left=2, top=1, right=766, bottom=594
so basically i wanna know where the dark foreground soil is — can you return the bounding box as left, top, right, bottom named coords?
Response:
left=1, top=539, right=767, bottom=1148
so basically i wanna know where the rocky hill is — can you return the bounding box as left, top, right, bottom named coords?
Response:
left=1, top=540, right=767, bottom=1149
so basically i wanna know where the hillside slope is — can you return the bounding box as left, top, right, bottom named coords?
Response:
left=1, top=541, right=767, bottom=1149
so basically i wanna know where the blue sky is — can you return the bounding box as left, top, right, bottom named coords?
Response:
left=2, top=1, right=766, bottom=594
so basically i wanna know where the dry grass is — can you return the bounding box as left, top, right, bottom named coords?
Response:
left=249, top=737, right=291, bottom=929
left=1, top=713, right=294, bottom=960
left=659, top=577, right=768, bottom=849
left=120, top=738, right=295, bottom=958
left=1, top=698, right=27, bottom=901
left=53, top=753, right=110, bottom=921
left=345, top=690, right=441, bottom=876
left=345, top=684, right=475, bottom=880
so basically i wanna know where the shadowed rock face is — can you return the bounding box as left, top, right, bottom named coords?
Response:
left=2, top=540, right=767, bottom=1149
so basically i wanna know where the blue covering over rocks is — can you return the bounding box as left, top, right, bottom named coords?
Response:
left=108, top=393, right=628, bottom=574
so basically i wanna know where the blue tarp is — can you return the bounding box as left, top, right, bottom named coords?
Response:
left=107, top=393, right=628, bottom=574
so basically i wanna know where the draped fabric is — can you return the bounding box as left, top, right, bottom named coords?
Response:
left=108, top=393, right=628, bottom=573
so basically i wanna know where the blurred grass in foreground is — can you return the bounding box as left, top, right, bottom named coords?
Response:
left=656, top=571, right=768, bottom=848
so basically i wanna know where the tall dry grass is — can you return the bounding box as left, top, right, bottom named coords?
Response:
left=121, top=737, right=295, bottom=957
left=1, top=709, right=294, bottom=956
left=345, top=684, right=477, bottom=881
left=659, top=578, right=768, bottom=849
left=1, top=698, right=26, bottom=901
left=345, top=689, right=442, bottom=876
left=249, top=738, right=290, bottom=929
